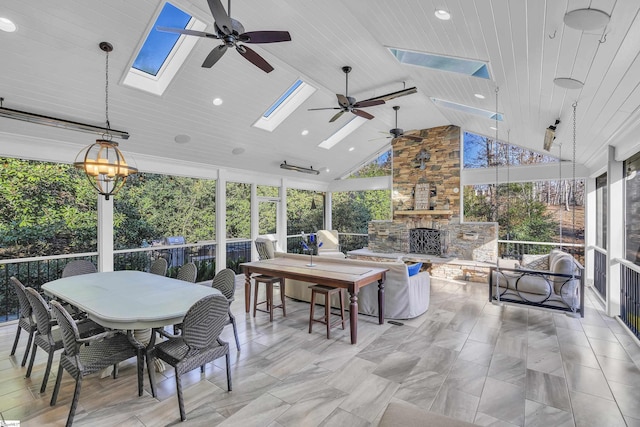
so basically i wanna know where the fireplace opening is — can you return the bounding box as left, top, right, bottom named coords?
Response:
left=410, top=228, right=443, bottom=256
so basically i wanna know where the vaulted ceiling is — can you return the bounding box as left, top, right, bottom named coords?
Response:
left=1, top=0, right=639, bottom=182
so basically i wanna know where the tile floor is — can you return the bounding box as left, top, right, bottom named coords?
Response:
left=1, top=276, right=640, bottom=426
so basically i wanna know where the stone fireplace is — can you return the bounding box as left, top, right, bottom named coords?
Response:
left=364, top=124, right=498, bottom=264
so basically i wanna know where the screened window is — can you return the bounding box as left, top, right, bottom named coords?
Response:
left=625, top=153, right=640, bottom=264
left=114, top=173, right=216, bottom=249
left=463, top=131, right=558, bottom=169
left=596, top=173, right=607, bottom=250
left=0, top=157, right=97, bottom=258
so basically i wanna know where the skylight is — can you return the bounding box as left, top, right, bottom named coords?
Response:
left=431, top=97, right=504, bottom=121
left=123, top=2, right=206, bottom=96
left=318, top=116, right=367, bottom=150
left=253, top=79, right=316, bottom=132
left=388, top=47, right=491, bottom=79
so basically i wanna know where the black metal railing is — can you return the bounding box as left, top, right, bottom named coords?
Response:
left=594, top=248, right=607, bottom=300
left=0, top=240, right=255, bottom=324
left=498, top=240, right=585, bottom=265
left=0, top=253, right=98, bottom=322
left=620, top=262, right=640, bottom=340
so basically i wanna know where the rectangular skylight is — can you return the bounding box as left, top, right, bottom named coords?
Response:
left=133, top=3, right=191, bottom=76
left=253, top=79, right=316, bottom=132
left=431, top=97, right=504, bottom=121
left=318, top=116, right=367, bottom=150
left=388, top=47, right=491, bottom=80
left=123, top=2, right=206, bottom=96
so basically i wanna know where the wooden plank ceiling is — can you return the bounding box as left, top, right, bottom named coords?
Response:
left=0, top=0, right=638, bottom=181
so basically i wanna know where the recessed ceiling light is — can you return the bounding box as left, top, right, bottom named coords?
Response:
left=434, top=9, right=451, bottom=20
left=174, top=134, right=191, bottom=144
left=301, top=129, right=309, bottom=136
left=553, top=77, right=584, bottom=90
left=474, top=93, right=485, bottom=99
left=348, top=147, right=355, bottom=152
left=212, top=98, right=223, bottom=106
left=0, top=17, right=17, bottom=32
left=489, top=126, right=497, bottom=130
left=232, top=147, right=245, bottom=155
left=325, top=167, right=330, bottom=172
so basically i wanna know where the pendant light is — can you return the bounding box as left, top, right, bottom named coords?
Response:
left=74, top=42, right=137, bottom=200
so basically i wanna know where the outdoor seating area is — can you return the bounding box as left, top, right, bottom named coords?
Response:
left=3, top=1, right=640, bottom=426
left=2, top=274, right=640, bottom=425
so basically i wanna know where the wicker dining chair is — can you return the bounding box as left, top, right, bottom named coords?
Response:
left=150, top=258, right=168, bottom=276
left=211, top=268, right=241, bottom=350
left=147, top=294, right=232, bottom=422
left=176, top=262, right=197, bottom=283
left=61, top=260, right=97, bottom=278
left=9, top=277, right=37, bottom=367
left=24, top=287, right=104, bottom=393
left=50, top=300, right=146, bottom=427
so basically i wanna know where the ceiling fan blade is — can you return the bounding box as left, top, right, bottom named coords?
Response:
left=359, top=86, right=418, bottom=103
left=308, top=107, right=341, bottom=111
left=353, top=99, right=385, bottom=108
left=336, top=94, right=349, bottom=108
left=352, top=109, right=374, bottom=120
left=202, top=45, right=227, bottom=68
left=329, top=111, right=345, bottom=122
left=239, top=31, right=292, bottom=43
left=156, top=26, right=218, bottom=39
left=207, top=0, right=233, bottom=35
left=236, top=44, right=274, bottom=73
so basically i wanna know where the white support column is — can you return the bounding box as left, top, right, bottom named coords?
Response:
left=216, top=170, right=227, bottom=274
left=250, top=183, right=258, bottom=261
left=278, top=179, right=287, bottom=252
left=585, top=176, right=596, bottom=285
left=97, top=195, right=114, bottom=272
left=325, top=192, right=332, bottom=230
left=606, top=146, right=623, bottom=317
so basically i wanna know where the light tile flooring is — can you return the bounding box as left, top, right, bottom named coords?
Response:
left=2, top=276, right=640, bottom=426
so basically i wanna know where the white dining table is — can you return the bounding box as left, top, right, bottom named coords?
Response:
left=42, top=270, right=221, bottom=330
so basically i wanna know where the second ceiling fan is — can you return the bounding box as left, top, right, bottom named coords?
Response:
left=157, top=0, right=291, bottom=73
left=309, top=66, right=417, bottom=122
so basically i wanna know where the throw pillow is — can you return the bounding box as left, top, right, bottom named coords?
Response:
left=521, top=256, right=549, bottom=271
left=407, top=262, right=422, bottom=276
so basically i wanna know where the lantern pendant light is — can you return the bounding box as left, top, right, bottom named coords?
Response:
left=74, top=42, right=137, bottom=200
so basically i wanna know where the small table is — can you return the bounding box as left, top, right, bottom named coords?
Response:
left=241, top=258, right=387, bottom=344
left=42, top=270, right=221, bottom=330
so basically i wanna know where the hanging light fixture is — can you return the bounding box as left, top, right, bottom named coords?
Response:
left=74, top=42, right=137, bottom=200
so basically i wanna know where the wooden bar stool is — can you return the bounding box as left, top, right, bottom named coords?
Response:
left=308, top=284, right=346, bottom=339
left=253, top=275, right=286, bottom=322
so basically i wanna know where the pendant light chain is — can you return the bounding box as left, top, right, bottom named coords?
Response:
left=494, top=86, right=499, bottom=223
left=572, top=101, right=577, bottom=244
left=105, top=45, right=111, bottom=134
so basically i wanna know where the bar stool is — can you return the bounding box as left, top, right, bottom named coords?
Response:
left=253, top=275, right=286, bottom=322
left=308, top=285, right=346, bottom=339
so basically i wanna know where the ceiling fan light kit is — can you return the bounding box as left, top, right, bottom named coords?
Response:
left=280, top=161, right=320, bottom=175
left=157, top=0, right=291, bottom=73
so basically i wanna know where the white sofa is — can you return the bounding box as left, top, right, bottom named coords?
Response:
left=490, top=249, right=584, bottom=316
left=276, top=251, right=430, bottom=319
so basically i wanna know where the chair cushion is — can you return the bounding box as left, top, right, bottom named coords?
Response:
left=407, top=262, right=422, bottom=276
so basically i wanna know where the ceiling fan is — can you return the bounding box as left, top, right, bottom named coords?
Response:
left=309, top=66, right=417, bottom=122
left=387, top=106, right=423, bottom=141
left=157, top=0, right=291, bottom=73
